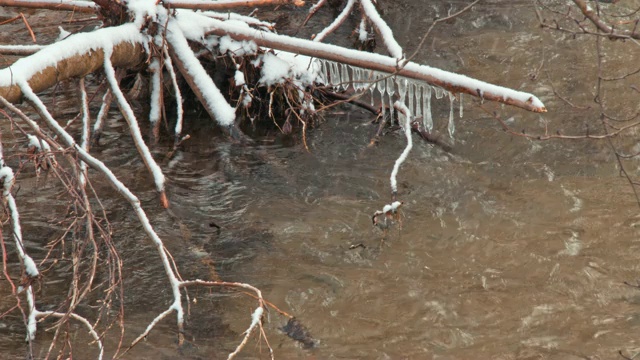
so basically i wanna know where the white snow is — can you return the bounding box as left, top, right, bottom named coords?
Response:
left=219, top=35, right=257, bottom=56
left=382, top=201, right=403, bottom=214
left=23, top=256, right=39, bottom=278
left=162, top=49, right=184, bottom=136
left=247, top=306, right=263, bottom=333
left=259, top=51, right=320, bottom=87
left=27, top=134, right=51, bottom=152
left=234, top=70, right=246, bottom=86
left=358, top=18, right=368, bottom=42
left=148, top=58, right=162, bottom=127
left=390, top=101, right=413, bottom=194
left=201, top=11, right=274, bottom=31
left=259, top=53, right=291, bottom=86
left=56, top=26, right=71, bottom=42
left=166, top=19, right=236, bottom=126
left=360, top=0, right=404, bottom=59
left=0, top=166, right=14, bottom=195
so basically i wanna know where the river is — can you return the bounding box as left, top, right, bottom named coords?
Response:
left=2, top=1, right=640, bottom=359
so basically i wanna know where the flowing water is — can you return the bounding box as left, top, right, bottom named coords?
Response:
left=3, top=1, right=640, bottom=359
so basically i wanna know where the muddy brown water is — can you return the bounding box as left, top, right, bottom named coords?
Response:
left=3, top=1, right=640, bottom=359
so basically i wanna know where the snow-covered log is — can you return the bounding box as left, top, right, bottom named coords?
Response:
left=0, top=24, right=145, bottom=103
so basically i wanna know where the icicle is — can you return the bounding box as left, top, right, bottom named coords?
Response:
left=434, top=86, right=444, bottom=99
left=407, top=81, right=415, bottom=117
left=415, top=85, right=422, bottom=117
left=369, top=71, right=376, bottom=106
left=351, top=67, right=358, bottom=91
left=423, top=86, right=433, bottom=132
left=448, top=92, right=455, bottom=137
left=387, top=77, right=395, bottom=122
left=341, top=63, right=350, bottom=90
left=377, top=73, right=386, bottom=118
left=330, top=62, right=338, bottom=87
left=335, top=63, right=344, bottom=91
left=398, top=77, right=407, bottom=103
left=321, top=60, right=328, bottom=84
left=459, top=93, right=464, bottom=118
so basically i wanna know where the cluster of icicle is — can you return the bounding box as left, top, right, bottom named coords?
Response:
left=316, top=59, right=463, bottom=138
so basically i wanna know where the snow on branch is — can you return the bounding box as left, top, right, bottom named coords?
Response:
left=103, top=49, right=168, bottom=206
left=165, top=0, right=305, bottom=10
left=205, top=19, right=546, bottom=113
left=0, top=0, right=97, bottom=13
left=166, top=18, right=236, bottom=127
left=390, top=101, right=413, bottom=196
left=313, top=0, right=356, bottom=42
left=0, top=44, right=45, bottom=55
left=359, top=0, right=404, bottom=60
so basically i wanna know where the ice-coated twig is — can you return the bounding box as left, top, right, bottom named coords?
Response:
left=180, top=279, right=268, bottom=358
left=93, top=88, right=113, bottom=144
left=163, top=46, right=184, bottom=143
left=313, top=0, right=356, bottom=42
left=103, top=49, right=169, bottom=208
left=1, top=92, right=186, bottom=346
left=359, top=0, right=404, bottom=60
left=79, top=78, right=90, bottom=187
left=0, top=134, right=39, bottom=342
left=35, top=310, right=104, bottom=359
left=390, top=101, right=413, bottom=197
left=302, top=0, right=327, bottom=26
left=201, top=11, right=275, bottom=31
left=0, top=44, right=44, bottom=55
left=228, top=306, right=264, bottom=360
left=126, top=307, right=175, bottom=351
left=148, top=57, right=163, bottom=141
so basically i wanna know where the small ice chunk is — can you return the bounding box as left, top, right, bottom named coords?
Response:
left=341, top=63, right=350, bottom=90
left=57, top=26, right=71, bottom=42
left=435, top=86, right=444, bottom=99
left=407, top=81, right=415, bottom=116
left=424, top=86, right=433, bottom=132
left=447, top=92, right=455, bottom=137
left=398, top=77, right=407, bottom=102
left=415, top=85, right=422, bottom=117
left=377, top=73, right=386, bottom=117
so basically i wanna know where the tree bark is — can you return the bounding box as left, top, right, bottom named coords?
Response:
left=0, top=42, right=145, bottom=103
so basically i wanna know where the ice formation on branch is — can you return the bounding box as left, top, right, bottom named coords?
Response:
left=316, top=61, right=464, bottom=137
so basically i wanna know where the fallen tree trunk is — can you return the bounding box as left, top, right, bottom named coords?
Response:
left=0, top=42, right=144, bottom=103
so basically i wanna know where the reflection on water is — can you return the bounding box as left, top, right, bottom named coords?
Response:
left=3, top=1, right=640, bottom=359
